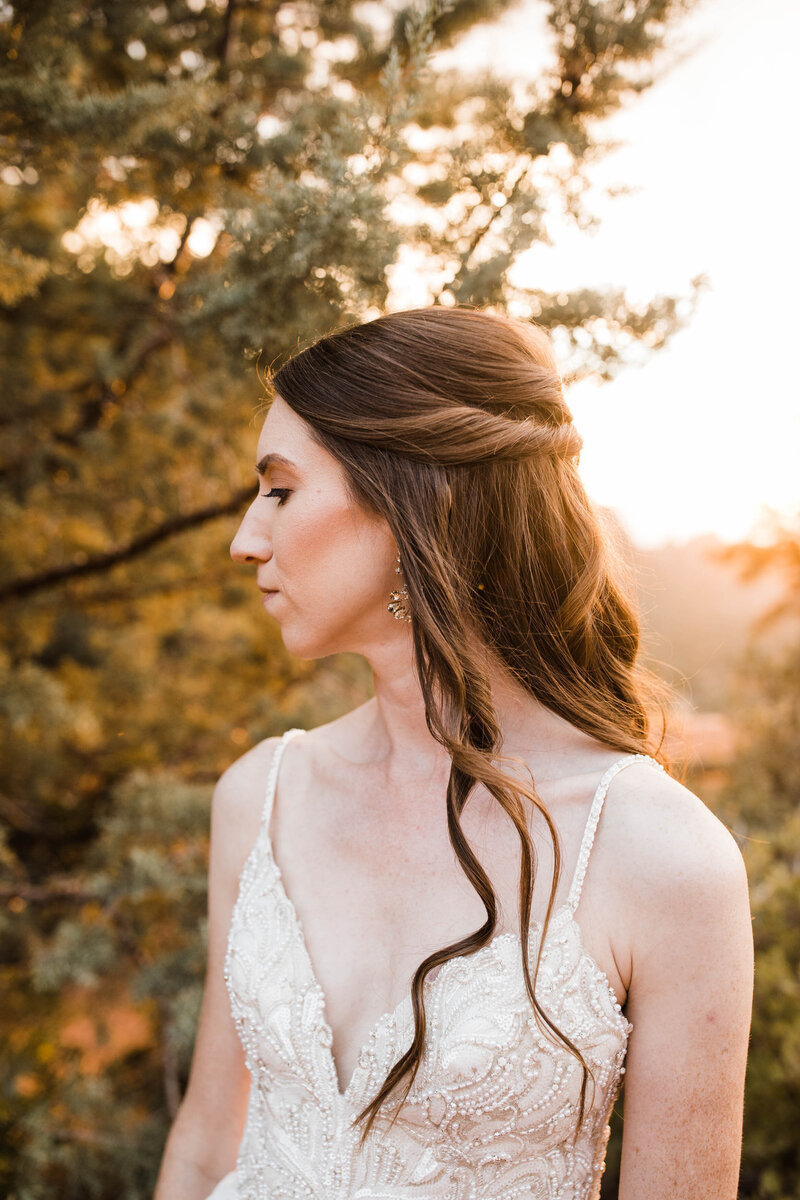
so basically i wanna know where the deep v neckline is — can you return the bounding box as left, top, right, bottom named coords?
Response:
left=262, top=824, right=575, bottom=1102
left=260, top=728, right=658, bottom=1103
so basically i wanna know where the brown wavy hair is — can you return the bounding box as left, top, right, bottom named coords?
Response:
left=268, top=305, right=676, bottom=1139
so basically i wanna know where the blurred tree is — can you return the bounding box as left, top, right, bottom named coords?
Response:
left=1, top=0, right=701, bottom=1194
left=707, top=512, right=800, bottom=1200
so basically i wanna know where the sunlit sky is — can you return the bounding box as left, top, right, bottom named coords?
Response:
left=427, top=0, right=800, bottom=549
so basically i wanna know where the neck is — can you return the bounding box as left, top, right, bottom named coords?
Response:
left=358, top=639, right=584, bottom=778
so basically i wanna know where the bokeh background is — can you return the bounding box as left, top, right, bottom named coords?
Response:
left=1, top=1, right=798, bottom=1196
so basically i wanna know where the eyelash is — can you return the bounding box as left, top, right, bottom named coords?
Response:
left=260, top=487, right=291, bottom=506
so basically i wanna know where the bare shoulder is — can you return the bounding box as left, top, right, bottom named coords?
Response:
left=602, top=760, right=747, bottom=906
left=215, top=733, right=284, bottom=803
left=210, top=734, right=284, bottom=884
left=209, top=706, right=366, bottom=863
left=596, top=760, right=750, bottom=971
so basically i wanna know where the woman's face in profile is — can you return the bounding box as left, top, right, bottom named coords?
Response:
left=230, top=394, right=401, bottom=659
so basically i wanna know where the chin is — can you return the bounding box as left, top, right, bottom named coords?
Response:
left=278, top=622, right=335, bottom=661
left=281, top=618, right=365, bottom=662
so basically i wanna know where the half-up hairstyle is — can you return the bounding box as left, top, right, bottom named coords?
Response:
left=269, top=305, right=675, bottom=1140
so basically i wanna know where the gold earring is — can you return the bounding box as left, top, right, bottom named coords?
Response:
left=388, top=551, right=412, bottom=622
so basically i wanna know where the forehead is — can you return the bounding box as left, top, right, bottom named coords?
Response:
left=256, top=394, right=329, bottom=472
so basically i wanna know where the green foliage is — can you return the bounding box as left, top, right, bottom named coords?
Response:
left=1, top=0, right=705, bottom=1194
left=2, top=769, right=210, bottom=1197
left=11, top=1071, right=166, bottom=1200
left=716, top=637, right=800, bottom=1200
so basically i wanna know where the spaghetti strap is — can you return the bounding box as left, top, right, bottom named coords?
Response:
left=260, top=727, right=306, bottom=832
left=223, top=730, right=657, bottom=1189
left=566, top=752, right=666, bottom=914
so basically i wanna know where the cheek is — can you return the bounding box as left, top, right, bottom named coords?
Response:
left=277, top=496, right=391, bottom=603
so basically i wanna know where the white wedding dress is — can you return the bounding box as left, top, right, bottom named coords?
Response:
left=205, top=728, right=665, bottom=1199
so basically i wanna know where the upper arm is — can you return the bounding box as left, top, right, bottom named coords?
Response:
left=617, top=779, right=754, bottom=1199
left=171, top=737, right=281, bottom=1174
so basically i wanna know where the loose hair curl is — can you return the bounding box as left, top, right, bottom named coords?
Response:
left=269, top=305, right=675, bottom=1140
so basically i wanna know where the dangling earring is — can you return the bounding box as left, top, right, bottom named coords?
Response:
left=388, top=551, right=412, bottom=623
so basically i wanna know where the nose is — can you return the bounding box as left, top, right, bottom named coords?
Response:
left=230, top=500, right=270, bottom=566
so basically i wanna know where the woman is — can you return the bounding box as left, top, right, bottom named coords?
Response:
left=154, top=306, right=753, bottom=1200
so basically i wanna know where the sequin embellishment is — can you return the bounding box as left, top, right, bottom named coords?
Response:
left=221, top=730, right=666, bottom=1199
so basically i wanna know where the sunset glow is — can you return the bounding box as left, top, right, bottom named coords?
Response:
left=428, top=0, right=800, bottom=548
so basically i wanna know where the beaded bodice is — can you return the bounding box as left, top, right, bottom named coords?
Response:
left=219, top=729, right=666, bottom=1200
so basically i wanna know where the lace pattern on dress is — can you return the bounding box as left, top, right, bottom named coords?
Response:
left=222, top=729, right=665, bottom=1200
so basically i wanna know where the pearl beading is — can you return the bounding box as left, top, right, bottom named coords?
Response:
left=220, top=730, right=666, bottom=1199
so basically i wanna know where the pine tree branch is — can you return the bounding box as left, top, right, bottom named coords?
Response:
left=217, top=0, right=243, bottom=70
left=68, top=568, right=235, bottom=609
left=0, top=486, right=253, bottom=601
left=48, top=1128, right=123, bottom=1148
left=1, top=323, right=174, bottom=483
left=54, top=326, right=173, bottom=449
left=434, top=157, right=530, bottom=301
left=0, top=791, right=53, bottom=836
left=0, top=880, right=95, bottom=903
left=11, top=215, right=194, bottom=456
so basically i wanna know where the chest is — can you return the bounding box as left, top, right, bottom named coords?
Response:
left=266, top=774, right=620, bottom=1095
left=224, top=832, right=631, bottom=1133
left=274, top=777, right=555, bottom=983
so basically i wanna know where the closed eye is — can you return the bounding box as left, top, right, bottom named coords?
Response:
left=260, top=487, right=291, bottom=506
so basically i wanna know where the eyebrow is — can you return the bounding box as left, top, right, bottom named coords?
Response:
left=254, top=452, right=298, bottom=476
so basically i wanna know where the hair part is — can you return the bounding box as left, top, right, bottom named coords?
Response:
left=269, top=305, right=678, bottom=1140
